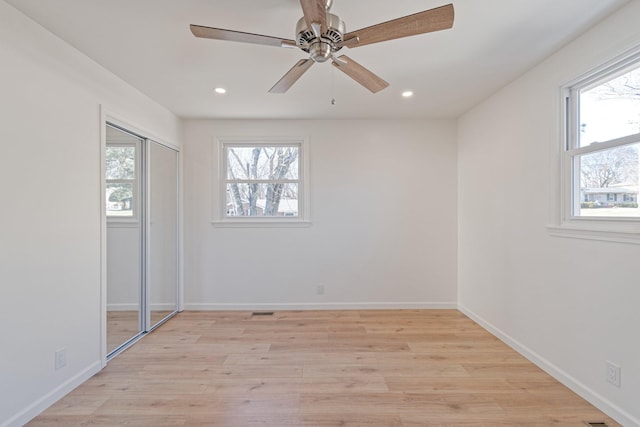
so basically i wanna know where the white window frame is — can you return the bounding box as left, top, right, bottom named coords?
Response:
left=212, top=137, right=311, bottom=227
left=551, top=47, right=640, bottom=243
left=106, top=140, right=140, bottom=223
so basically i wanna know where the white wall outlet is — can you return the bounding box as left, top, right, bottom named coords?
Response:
left=316, top=284, right=325, bottom=295
left=55, top=348, right=67, bottom=370
left=606, top=361, right=621, bottom=387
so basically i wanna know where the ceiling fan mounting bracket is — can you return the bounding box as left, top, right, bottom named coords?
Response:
left=295, top=13, right=345, bottom=60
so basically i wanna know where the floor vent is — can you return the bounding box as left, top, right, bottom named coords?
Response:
left=585, top=422, right=608, bottom=427
left=251, top=312, right=274, bottom=316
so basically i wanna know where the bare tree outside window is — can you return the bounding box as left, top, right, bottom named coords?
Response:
left=224, top=145, right=300, bottom=217
left=106, top=145, right=136, bottom=217
left=580, top=144, right=639, bottom=189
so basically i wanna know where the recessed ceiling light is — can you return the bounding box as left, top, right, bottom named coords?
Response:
left=214, top=87, right=227, bottom=94
left=402, top=91, right=414, bottom=98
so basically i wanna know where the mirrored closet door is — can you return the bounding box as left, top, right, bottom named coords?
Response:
left=105, top=126, right=143, bottom=355
left=105, top=123, right=179, bottom=358
left=147, top=141, right=179, bottom=329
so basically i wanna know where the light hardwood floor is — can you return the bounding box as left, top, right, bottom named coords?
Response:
left=107, top=311, right=140, bottom=354
left=107, top=310, right=175, bottom=354
left=29, top=310, right=619, bottom=426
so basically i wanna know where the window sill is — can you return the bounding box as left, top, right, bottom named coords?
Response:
left=547, top=220, right=640, bottom=244
left=107, top=218, right=140, bottom=228
left=212, top=219, right=312, bottom=228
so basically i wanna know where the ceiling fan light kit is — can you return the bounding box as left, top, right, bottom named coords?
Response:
left=191, top=1, right=454, bottom=94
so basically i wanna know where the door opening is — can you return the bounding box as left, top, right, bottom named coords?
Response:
left=104, top=122, right=179, bottom=360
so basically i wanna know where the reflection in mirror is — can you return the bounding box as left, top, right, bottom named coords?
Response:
left=106, top=125, right=143, bottom=354
left=148, top=141, right=179, bottom=328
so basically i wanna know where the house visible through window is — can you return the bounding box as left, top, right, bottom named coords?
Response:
left=105, top=125, right=141, bottom=218
left=216, top=138, right=310, bottom=224
left=565, top=51, right=640, bottom=218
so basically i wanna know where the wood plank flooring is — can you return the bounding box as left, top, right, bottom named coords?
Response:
left=28, top=310, right=620, bottom=426
left=107, top=311, right=139, bottom=353
left=107, top=310, right=175, bottom=353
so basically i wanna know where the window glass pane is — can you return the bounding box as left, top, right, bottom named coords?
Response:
left=226, top=146, right=299, bottom=180
left=579, top=66, right=640, bottom=147
left=106, top=146, right=135, bottom=179
left=106, top=183, right=134, bottom=217
left=225, top=183, right=299, bottom=217
left=578, top=143, right=640, bottom=217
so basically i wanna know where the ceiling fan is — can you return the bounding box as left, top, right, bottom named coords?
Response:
left=190, top=0, right=454, bottom=94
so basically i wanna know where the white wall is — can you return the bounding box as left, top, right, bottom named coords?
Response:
left=0, top=2, right=182, bottom=425
left=458, top=2, right=640, bottom=425
left=183, top=119, right=457, bottom=310
left=106, top=226, right=141, bottom=310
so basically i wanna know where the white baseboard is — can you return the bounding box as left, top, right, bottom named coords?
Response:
left=2, top=361, right=101, bottom=427
left=107, top=303, right=176, bottom=311
left=150, top=303, right=178, bottom=311
left=458, top=304, right=640, bottom=427
left=106, top=303, right=137, bottom=311
left=183, top=302, right=458, bottom=311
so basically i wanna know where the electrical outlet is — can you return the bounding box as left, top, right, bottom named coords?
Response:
left=606, top=361, right=621, bottom=387
left=55, top=348, right=67, bottom=370
left=316, top=284, right=325, bottom=295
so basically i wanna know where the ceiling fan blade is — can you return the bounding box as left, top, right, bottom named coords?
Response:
left=269, top=59, right=315, bottom=93
left=300, top=0, right=328, bottom=35
left=331, top=55, right=389, bottom=93
left=343, top=3, right=454, bottom=48
left=190, top=25, right=296, bottom=48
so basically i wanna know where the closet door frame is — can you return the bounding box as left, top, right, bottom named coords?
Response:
left=100, top=108, right=182, bottom=366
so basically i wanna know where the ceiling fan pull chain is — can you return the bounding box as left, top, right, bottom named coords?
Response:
left=331, top=66, right=337, bottom=105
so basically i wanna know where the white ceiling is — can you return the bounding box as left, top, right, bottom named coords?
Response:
left=5, top=0, right=628, bottom=119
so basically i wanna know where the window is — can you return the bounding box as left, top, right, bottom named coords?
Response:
left=215, top=138, right=310, bottom=225
left=105, top=125, right=141, bottom=219
left=564, top=52, right=640, bottom=220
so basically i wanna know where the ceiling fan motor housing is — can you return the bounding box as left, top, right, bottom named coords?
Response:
left=295, top=13, right=345, bottom=62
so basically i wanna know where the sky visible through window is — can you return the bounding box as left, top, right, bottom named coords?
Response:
left=580, top=67, right=640, bottom=146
